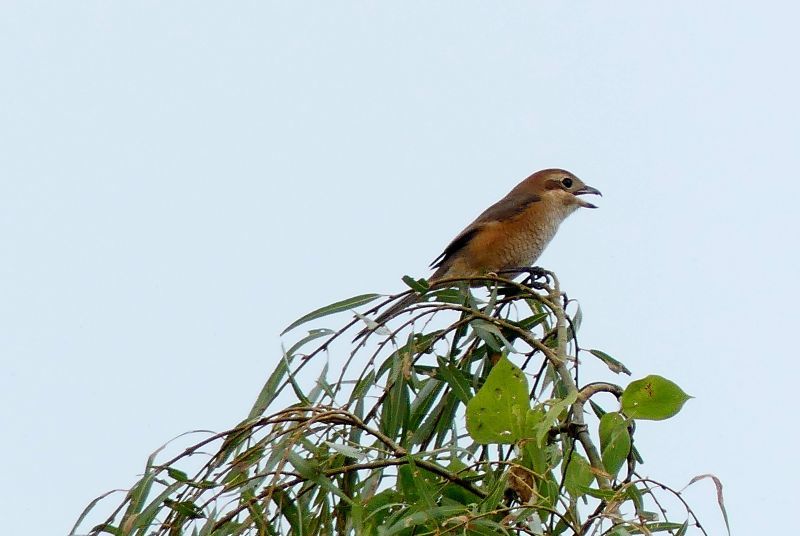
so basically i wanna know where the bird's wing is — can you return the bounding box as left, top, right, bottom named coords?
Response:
left=430, top=227, right=480, bottom=269
left=429, top=192, right=541, bottom=269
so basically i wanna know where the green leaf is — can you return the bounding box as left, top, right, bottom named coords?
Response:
left=577, top=485, right=620, bottom=500
left=571, top=303, right=583, bottom=334
left=536, top=391, right=578, bottom=446
left=402, top=275, right=430, bottom=293
left=625, top=483, right=644, bottom=514
left=470, top=320, right=505, bottom=353
left=621, top=375, right=692, bottom=420
left=440, top=460, right=480, bottom=505
left=433, top=287, right=465, bottom=304
left=466, top=357, right=530, bottom=443
left=164, top=499, right=204, bottom=519
left=627, top=522, right=688, bottom=533
left=270, top=488, right=303, bottom=535
left=324, top=441, right=365, bottom=461
left=516, top=312, right=549, bottom=331
left=381, top=505, right=468, bottom=536
left=281, top=293, right=380, bottom=334
left=599, top=412, right=631, bottom=478
left=363, top=489, right=401, bottom=530
left=247, top=350, right=294, bottom=419
left=436, top=358, right=473, bottom=404
left=408, top=376, right=445, bottom=434
left=563, top=452, right=594, bottom=498
left=381, top=353, right=410, bottom=440
left=167, top=468, right=189, bottom=482
left=397, top=462, right=437, bottom=508
left=588, top=349, right=631, bottom=375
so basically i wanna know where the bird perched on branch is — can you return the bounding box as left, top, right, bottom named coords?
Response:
left=361, top=168, right=601, bottom=335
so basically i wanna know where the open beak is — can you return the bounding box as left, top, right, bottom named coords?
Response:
left=573, top=185, right=602, bottom=209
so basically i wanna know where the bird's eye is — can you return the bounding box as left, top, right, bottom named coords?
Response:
left=561, top=177, right=573, bottom=188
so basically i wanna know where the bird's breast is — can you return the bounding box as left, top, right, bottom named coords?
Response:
left=436, top=198, right=579, bottom=279
left=461, top=214, right=561, bottom=274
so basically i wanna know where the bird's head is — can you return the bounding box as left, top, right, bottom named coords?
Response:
left=525, top=168, right=602, bottom=209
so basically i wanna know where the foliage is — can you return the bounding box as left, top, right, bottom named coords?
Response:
left=72, top=271, right=726, bottom=535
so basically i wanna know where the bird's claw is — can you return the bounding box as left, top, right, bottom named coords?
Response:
left=496, top=266, right=551, bottom=289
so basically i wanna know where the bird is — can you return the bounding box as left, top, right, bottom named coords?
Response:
left=360, top=168, right=601, bottom=336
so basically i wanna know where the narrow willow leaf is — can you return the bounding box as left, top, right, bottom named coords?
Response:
left=466, top=357, right=530, bottom=443
left=402, top=275, right=430, bottom=293
left=69, top=489, right=121, bottom=536
left=286, top=328, right=334, bottom=358
left=625, top=484, right=644, bottom=514
left=471, top=320, right=504, bottom=353
left=516, top=312, right=549, bottom=331
left=471, top=320, right=520, bottom=353
left=588, top=399, right=607, bottom=419
left=408, top=377, right=445, bottom=433
left=281, top=293, right=380, bottom=334
left=381, top=357, right=410, bottom=440
left=589, top=349, right=631, bottom=375
left=128, top=482, right=185, bottom=531
left=479, top=473, right=509, bottom=513
left=436, top=358, right=473, bottom=404
left=271, top=488, right=303, bottom=534
left=621, top=375, right=692, bottom=420
left=247, top=351, right=293, bottom=419
left=164, top=499, right=204, bottom=519
left=684, top=473, right=730, bottom=535
left=408, top=392, right=450, bottom=447
left=167, top=468, right=189, bottom=483
left=427, top=288, right=458, bottom=305
left=627, top=522, right=687, bottom=533
left=537, top=391, right=578, bottom=446
left=577, top=486, right=620, bottom=501
left=571, top=303, right=583, bottom=334
left=324, top=441, right=366, bottom=461
left=244, top=489, right=274, bottom=535
left=397, top=462, right=436, bottom=508
left=381, top=505, right=469, bottom=536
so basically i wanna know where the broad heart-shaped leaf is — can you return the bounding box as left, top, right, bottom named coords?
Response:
left=466, top=357, right=530, bottom=444
left=621, top=375, right=692, bottom=421
left=599, top=412, right=631, bottom=478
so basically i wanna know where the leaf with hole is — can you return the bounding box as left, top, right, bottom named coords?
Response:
left=466, top=357, right=530, bottom=443
left=621, top=375, right=692, bottom=420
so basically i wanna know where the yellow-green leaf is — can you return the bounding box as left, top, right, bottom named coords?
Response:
left=599, top=412, right=631, bottom=478
left=621, top=375, right=692, bottom=421
left=466, top=357, right=530, bottom=443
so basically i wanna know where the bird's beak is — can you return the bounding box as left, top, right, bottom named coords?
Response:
left=573, top=185, right=602, bottom=209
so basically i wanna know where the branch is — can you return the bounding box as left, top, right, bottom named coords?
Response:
left=548, top=272, right=612, bottom=491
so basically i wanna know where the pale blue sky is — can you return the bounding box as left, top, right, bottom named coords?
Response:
left=2, top=2, right=798, bottom=534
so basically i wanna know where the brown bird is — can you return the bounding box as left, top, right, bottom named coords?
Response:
left=363, top=168, right=601, bottom=334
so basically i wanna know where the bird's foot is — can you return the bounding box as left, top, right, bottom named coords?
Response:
left=496, top=266, right=551, bottom=289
